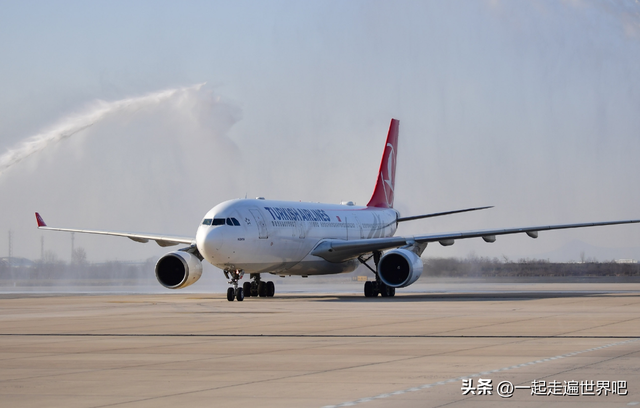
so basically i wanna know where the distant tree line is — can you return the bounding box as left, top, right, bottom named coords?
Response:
left=423, top=256, right=640, bottom=277
left=0, top=250, right=157, bottom=285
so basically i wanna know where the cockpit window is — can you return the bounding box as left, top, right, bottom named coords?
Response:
left=208, top=217, right=240, bottom=226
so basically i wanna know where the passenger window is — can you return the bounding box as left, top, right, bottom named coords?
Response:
left=212, top=218, right=226, bottom=226
left=202, top=218, right=212, bottom=225
left=226, top=218, right=233, bottom=226
left=231, top=218, right=240, bottom=226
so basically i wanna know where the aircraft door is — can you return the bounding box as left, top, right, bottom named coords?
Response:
left=249, top=208, right=269, bottom=239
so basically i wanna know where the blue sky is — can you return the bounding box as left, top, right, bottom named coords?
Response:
left=1, top=0, right=640, bottom=263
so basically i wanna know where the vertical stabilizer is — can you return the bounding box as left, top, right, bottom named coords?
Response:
left=367, top=119, right=399, bottom=208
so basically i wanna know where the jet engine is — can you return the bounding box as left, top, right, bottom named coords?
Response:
left=155, top=251, right=203, bottom=289
left=377, top=248, right=423, bottom=288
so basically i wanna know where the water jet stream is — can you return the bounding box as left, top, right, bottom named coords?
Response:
left=0, top=84, right=204, bottom=178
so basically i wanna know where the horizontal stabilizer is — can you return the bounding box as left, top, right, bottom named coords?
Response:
left=397, top=206, right=493, bottom=222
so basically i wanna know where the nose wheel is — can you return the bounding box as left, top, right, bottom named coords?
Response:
left=227, top=287, right=244, bottom=301
left=224, top=269, right=245, bottom=302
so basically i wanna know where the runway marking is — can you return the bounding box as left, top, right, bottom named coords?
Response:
left=0, top=333, right=639, bottom=339
left=321, top=338, right=640, bottom=408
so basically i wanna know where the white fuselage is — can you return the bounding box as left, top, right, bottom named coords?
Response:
left=196, top=199, right=398, bottom=276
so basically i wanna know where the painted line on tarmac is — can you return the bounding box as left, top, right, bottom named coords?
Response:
left=321, top=338, right=640, bottom=408
left=0, top=333, right=639, bottom=339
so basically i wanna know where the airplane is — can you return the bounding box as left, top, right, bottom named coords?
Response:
left=35, top=119, right=640, bottom=301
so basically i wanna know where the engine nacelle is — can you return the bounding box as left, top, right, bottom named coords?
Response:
left=155, top=251, right=203, bottom=289
left=378, top=248, right=423, bottom=288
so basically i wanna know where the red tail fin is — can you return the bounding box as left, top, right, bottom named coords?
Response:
left=367, top=119, right=399, bottom=208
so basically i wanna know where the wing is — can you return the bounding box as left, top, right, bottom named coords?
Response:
left=311, top=219, right=640, bottom=263
left=35, top=212, right=194, bottom=247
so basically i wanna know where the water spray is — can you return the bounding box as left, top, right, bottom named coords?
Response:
left=0, top=83, right=205, bottom=178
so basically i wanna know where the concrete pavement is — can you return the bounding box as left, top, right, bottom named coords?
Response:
left=1, top=283, right=639, bottom=407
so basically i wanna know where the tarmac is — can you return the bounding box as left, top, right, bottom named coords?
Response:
left=1, top=281, right=640, bottom=407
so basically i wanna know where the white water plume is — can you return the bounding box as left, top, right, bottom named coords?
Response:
left=0, top=83, right=205, bottom=178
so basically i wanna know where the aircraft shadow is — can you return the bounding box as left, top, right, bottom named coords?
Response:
left=274, top=291, right=640, bottom=303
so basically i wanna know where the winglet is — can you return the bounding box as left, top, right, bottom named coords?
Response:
left=35, top=212, right=47, bottom=227
left=367, top=119, right=399, bottom=208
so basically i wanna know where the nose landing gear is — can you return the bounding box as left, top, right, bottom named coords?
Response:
left=224, top=269, right=245, bottom=301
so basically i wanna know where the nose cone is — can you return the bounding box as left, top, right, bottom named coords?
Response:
left=196, top=226, right=225, bottom=263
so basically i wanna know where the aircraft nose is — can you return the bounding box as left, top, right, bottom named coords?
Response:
left=196, top=226, right=225, bottom=263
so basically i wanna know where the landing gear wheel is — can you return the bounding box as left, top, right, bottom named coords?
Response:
left=249, top=273, right=262, bottom=296
left=236, top=287, right=244, bottom=301
left=258, top=281, right=267, bottom=297
left=227, top=287, right=235, bottom=301
left=364, top=281, right=373, bottom=297
left=380, top=283, right=391, bottom=297
left=266, top=281, right=275, bottom=297
left=389, top=287, right=395, bottom=297
left=358, top=251, right=385, bottom=298
left=243, top=282, right=252, bottom=297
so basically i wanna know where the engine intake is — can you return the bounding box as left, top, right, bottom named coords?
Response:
left=155, top=251, right=203, bottom=289
left=378, top=248, right=423, bottom=288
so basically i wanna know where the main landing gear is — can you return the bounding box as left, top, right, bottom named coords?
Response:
left=363, top=280, right=395, bottom=297
left=226, top=271, right=275, bottom=301
left=243, top=274, right=275, bottom=298
left=359, top=251, right=396, bottom=298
